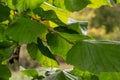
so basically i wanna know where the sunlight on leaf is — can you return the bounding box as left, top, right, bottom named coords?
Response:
left=41, top=2, right=68, bottom=27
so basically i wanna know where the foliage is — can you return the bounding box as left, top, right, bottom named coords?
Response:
left=0, top=0, right=120, bottom=80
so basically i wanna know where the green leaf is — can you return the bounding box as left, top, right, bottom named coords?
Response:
left=67, top=40, right=120, bottom=73
left=6, top=17, right=47, bottom=44
left=27, top=42, right=58, bottom=67
left=21, top=69, right=38, bottom=78
left=33, top=7, right=66, bottom=26
left=46, top=32, right=72, bottom=59
left=37, top=38, right=57, bottom=62
left=0, top=4, right=10, bottom=22
left=27, top=43, right=38, bottom=60
left=0, top=65, right=11, bottom=80
left=13, top=0, right=44, bottom=12
left=64, top=0, right=91, bottom=11
left=43, top=71, right=78, bottom=80
left=0, top=45, right=15, bottom=63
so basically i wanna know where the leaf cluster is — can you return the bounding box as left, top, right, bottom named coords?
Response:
left=0, top=0, right=120, bottom=80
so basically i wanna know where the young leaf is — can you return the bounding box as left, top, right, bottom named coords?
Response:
left=0, top=4, right=10, bottom=22
left=37, top=38, right=58, bottom=62
left=67, top=40, right=120, bottom=73
left=6, top=17, right=47, bottom=44
left=64, top=0, right=91, bottom=11
left=0, top=65, right=11, bottom=80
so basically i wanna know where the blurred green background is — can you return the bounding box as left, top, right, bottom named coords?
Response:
left=69, top=4, right=120, bottom=41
